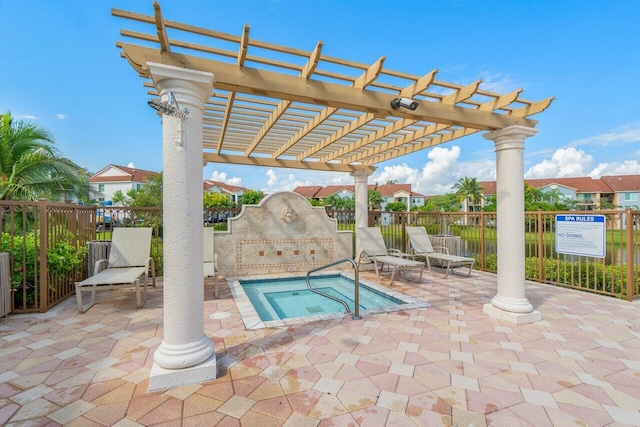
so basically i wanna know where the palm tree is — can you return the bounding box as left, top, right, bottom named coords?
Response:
left=452, top=177, right=483, bottom=211
left=0, top=113, right=91, bottom=202
left=367, top=189, right=383, bottom=210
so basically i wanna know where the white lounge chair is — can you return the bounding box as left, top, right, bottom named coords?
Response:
left=406, top=227, right=474, bottom=278
left=75, top=227, right=156, bottom=313
left=203, top=227, right=219, bottom=299
left=356, top=227, right=424, bottom=285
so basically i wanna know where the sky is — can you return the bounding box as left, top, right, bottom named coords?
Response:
left=2, top=0, right=639, bottom=196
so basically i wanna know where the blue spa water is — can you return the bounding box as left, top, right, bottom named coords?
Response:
left=240, top=274, right=405, bottom=321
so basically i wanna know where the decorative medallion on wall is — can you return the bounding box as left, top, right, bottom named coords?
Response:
left=281, top=207, right=296, bottom=223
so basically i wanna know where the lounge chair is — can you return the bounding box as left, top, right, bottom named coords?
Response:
left=203, top=226, right=219, bottom=298
left=75, top=227, right=156, bottom=313
left=356, top=227, right=424, bottom=285
left=406, top=227, right=474, bottom=278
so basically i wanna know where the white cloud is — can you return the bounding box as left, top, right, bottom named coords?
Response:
left=373, top=164, right=418, bottom=185
left=263, top=168, right=354, bottom=192
left=209, top=171, right=242, bottom=186
left=414, top=146, right=462, bottom=194
left=56, top=113, right=68, bottom=120
left=457, top=158, right=496, bottom=182
left=589, top=160, right=640, bottom=178
left=22, top=114, right=37, bottom=120
left=266, top=169, right=279, bottom=187
left=127, top=162, right=136, bottom=168
left=369, top=146, right=497, bottom=195
left=477, top=70, right=520, bottom=94
left=569, top=122, right=640, bottom=148
left=525, top=147, right=593, bottom=179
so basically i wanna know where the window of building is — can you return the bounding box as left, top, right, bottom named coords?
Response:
left=98, top=184, right=105, bottom=192
left=624, top=193, right=638, bottom=202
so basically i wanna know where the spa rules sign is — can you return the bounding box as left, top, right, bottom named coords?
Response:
left=555, top=214, right=606, bottom=258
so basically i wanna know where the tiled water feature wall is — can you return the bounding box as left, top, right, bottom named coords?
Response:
left=215, top=192, right=353, bottom=276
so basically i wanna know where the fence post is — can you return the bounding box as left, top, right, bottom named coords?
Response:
left=401, top=212, right=407, bottom=252
left=626, top=209, right=634, bottom=301
left=480, top=212, right=486, bottom=270
left=38, top=199, right=48, bottom=312
left=537, top=210, right=544, bottom=283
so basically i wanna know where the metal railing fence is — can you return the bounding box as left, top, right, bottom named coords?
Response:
left=1, top=202, right=638, bottom=313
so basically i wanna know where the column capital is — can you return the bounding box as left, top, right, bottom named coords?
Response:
left=350, top=170, right=373, bottom=182
left=483, top=125, right=538, bottom=142
left=148, top=62, right=214, bottom=112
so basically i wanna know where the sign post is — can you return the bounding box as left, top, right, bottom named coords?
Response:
left=555, top=215, right=606, bottom=258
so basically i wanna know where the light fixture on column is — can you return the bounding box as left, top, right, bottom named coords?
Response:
left=148, top=91, right=189, bottom=119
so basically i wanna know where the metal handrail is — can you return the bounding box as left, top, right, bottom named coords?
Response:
left=306, top=258, right=362, bottom=320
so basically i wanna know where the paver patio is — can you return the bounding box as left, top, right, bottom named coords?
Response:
left=1, top=268, right=639, bottom=426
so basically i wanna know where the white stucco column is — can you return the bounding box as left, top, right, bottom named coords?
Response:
left=147, top=63, right=217, bottom=390
left=482, top=125, right=542, bottom=324
left=351, top=170, right=372, bottom=257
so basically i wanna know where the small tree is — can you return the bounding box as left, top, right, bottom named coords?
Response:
left=420, top=193, right=460, bottom=212
left=241, top=189, right=265, bottom=205
left=112, top=173, right=163, bottom=207
left=367, top=189, right=383, bottom=210
left=385, top=201, right=406, bottom=212
left=204, top=192, right=232, bottom=208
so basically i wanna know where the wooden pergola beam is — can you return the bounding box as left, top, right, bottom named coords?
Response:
left=216, top=24, right=251, bottom=153
left=204, top=152, right=376, bottom=173
left=361, top=90, right=543, bottom=165
left=245, top=41, right=323, bottom=157
left=117, top=42, right=538, bottom=131
left=152, top=2, right=170, bottom=52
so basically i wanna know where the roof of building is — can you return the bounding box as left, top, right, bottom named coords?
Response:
left=478, top=175, right=638, bottom=195
left=526, top=177, right=612, bottom=193
left=292, top=186, right=323, bottom=198
left=314, top=185, right=355, bottom=198
left=294, top=183, right=427, bottom=199
left=600, top=174, right=640, bottom=192
left=90, top=164, right=159, bottom=183
left=203, top=180, right=247, bottom=194
left=375, top=184, right=411, bottom=197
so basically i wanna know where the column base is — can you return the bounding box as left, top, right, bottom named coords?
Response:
left=483, top=303, right=542, bottom=325
left=148, top=351, right=217, bottom=392
left=154, top=334, right=214, bottom=369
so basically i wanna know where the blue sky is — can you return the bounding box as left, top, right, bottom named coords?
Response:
left=2, top=1, right=639, bottom=195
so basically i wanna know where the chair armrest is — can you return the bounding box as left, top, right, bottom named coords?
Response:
left=388, top=248, right=402, bottom=257
left=358, top=250, right=375, bottom=263
left=94, top=259, right=108, bottom=274
left=433, top=246, right=450, bottom=254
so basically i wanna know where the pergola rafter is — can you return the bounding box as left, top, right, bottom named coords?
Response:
left=113, top=3, right=553, bottom=174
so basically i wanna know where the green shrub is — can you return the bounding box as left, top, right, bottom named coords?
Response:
left=1, top=231, right=87, bottom=308
left=486, top=252, right=640, bottom=298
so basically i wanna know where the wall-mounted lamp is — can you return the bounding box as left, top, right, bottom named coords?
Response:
left=390, top=97, right=419, bottom=111
left=148, top=91, right=189, bottom=119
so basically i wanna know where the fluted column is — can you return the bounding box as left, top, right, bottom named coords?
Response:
left=351, top=170, right=372, bottom=258
left=482, top=125, right=542, bottom=324
left=147, top=63, right=217, bottom=390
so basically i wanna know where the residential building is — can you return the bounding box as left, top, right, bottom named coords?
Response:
left=203, top=180, right=248, bottom=205
left=90, top=164, right=159, bottom=204
left=293, top=183, right=426, bottom=211
left=601, top=175, right=640, bottom=210
left=476, top=174, right=640, bottom=212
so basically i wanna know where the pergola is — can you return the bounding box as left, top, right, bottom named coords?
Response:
left=113, top=2, right=553, bottom=390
